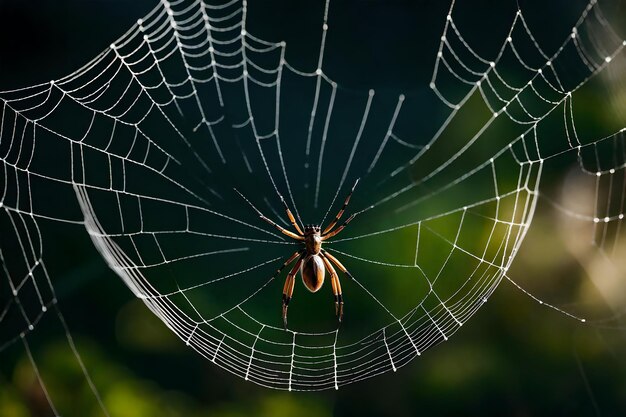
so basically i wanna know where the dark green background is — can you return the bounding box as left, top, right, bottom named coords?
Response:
left=1, top=0, right=626, bottom=416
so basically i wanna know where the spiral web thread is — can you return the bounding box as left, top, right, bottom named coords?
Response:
left=1, top=0, right=625, bottom=405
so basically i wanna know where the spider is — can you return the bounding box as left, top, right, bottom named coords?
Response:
left=235, top=180, right=359, bottom=328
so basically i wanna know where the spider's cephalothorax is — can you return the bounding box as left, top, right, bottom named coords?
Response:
left=236, top=180, right=359, bottom=328
left=303, top=224, right=322, bottom=253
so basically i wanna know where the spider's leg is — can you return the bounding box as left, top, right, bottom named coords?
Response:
left=282, top=254, right=305, bottom=329
left=322, top=178, right=359, bottom=235
left=275, top=250, right=304, bottom=280
left=234, top=188, right=304, bottom=240
left=321, top=212, right=356, bottom=240
left=274, top=250, right=303, bottom=327
left=321, top=254, right=343, bottom=322
left=277, top=192, right=304, bottom=236
left=321, top=250, right=354, bottom=280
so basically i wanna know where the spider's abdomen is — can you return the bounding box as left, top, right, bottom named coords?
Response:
left=301, top=255, right=325, bottom=292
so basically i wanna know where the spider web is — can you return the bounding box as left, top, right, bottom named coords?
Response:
left=1, top=0, right=626, bottom=403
